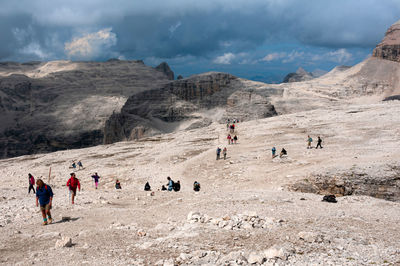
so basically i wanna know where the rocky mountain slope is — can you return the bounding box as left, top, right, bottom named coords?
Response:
left=0, top=60, right=172, bottom=158
left=104, top=72, right=277, bottom=143
left=0, top=100, right=399, bottom=265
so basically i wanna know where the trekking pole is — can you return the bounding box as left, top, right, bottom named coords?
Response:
left=48, top=167, right=52, bottom=184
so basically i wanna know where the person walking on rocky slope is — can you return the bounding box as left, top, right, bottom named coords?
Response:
left=28, top=173, right=35, bottom=194
left=272, top=147, right=277, bottom=158
left=216, top=147, right=221, bottom=160
left=193, top=181, right=201, bottom=192
left=316, top=136, right=323, bottom=149
left=233, top=135, right=238, bottom=144
left=35, top=179, right=53, bottom=225
left=223, top=147, right=227, bottom=160
left=227, top=134, right=232, bottom=145
left=67, top=173, right=81, bottom=204
left=307, top=135, right=313, bottom=149
left=78, top=161, right=83, bottom=170
left=91, top=173, right=100, bottom=189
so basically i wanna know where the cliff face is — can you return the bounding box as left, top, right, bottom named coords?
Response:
left=373, top=20, right=400, bottom=62
left=104, top=72, right=277, bottom=143
left=0, top=60, right=171, bottom=158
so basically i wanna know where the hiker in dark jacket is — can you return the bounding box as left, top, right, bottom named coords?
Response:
left=173, top=180, right=181, bottom=192
left=35, top=179, right=53, bottom=225
left=193, top=181, right=201, bottom=192
left=144, top=182, right=151, bottom=191
left=28, top=173, right=35, bottom=194
left=316, top=136, right=323, bottom=149
left=91, top=173, right=100, bottom=189
left=115, top=180, right=122, bottom=189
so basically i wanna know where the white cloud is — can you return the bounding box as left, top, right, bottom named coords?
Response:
left=169, top=21, right=182, bottom=35
left=327, top=48, right=352, bottom=63
left=312, top=48, right=352, bottom=64
left=282, top=51, right=305, bottom=63
left=213, top=52, right=236, bottom=64
left=20, top=42, right=49, bottom=59
left=261, top=52, right=286, bottom=62
left=64, top=28, right=117, bottom=59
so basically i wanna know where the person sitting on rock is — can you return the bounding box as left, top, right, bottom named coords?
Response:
left=78, top=160, right=83, bottom=170
left=166, top=176, right=174, bottom=191
left=144, top=182, right=151, bottom=191
left=193, top=181, right=201, bottom=192
left=173, top=180, right=181, bottom=192
left=161, top=185, right=167, bottom=191
left=115, top=180, right=122, bottom=189
left=280, top=148, right=287, bottom=158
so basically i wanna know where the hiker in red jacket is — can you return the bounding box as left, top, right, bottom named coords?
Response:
left=67, top=173, right=81, bottom=204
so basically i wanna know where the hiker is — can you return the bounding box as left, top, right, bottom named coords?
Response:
left=161, top=185, right=167, bottom=191
left=71, top=161, right=76, bottom=170
left=144, top=182, right=151, bottom=191
left=28, top=173, right=35, bottom=194
left=115, top=180, right=122, bottom=189
left=233, top=135, right=238, bottom=144
left=226, top=123, right=230, bottom=129
left=227, top=134, right=232, bottom=145
left=35, top=179, right=53, bottom=225
left=280, top=148, right=287, bottom=158
left=316, top=136, right=323, bottom=149
left=173, top=180, right=181, bottom=192
left=307, top=135, right=313, bottom=149
left=272, top=147, right=277, bottom=158
left=216, top=147, right=221, bottom=160
left=91, top=173, right=100, bottom=189
left=223, top=147, right=227, bottom=160
left=166, top=176, right=174, bottom=191
left=78, top=161, right=83, bottom=170
left=67, top=173, right=81, bottom=204
left=193, top=181, right=201, bottom=192
left=230, top=124, right=235, bottom=133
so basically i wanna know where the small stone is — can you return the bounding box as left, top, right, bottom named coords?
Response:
left=263, top=247, right=287, bottom=260
left=55, top=236, right=73, bottom=248
left=248, top=252, right=264, bottom=264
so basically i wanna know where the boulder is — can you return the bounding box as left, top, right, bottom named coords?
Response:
left=55, top=236, right=73, bottom=248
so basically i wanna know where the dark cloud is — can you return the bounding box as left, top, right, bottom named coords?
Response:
left=0, top=0, right=399, bottom=81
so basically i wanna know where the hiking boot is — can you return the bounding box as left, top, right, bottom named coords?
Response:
left=48, top=218, right=53, bottom=224
left=42, top=221, right=48, bottom=226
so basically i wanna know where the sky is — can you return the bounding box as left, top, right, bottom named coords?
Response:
left=0, top=0, right=399, bottom=83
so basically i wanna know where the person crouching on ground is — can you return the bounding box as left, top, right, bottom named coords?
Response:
left=166, top=176, right=174, bottom=191
left=35, top=179, right=53, bottom=225
left=67, top=173, right=81, bottom=204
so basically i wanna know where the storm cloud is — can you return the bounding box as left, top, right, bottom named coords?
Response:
left=0, top=0, right=399, bottom=81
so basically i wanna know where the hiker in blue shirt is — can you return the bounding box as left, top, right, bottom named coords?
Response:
left=166, top=176, right=174, bottom=191
left=35, top=179, right=53, bottom=225
left=272, top=147, right=277, bottom=158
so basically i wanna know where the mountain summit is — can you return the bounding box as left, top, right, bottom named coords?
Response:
left=373, top=19, right=400, bottom=62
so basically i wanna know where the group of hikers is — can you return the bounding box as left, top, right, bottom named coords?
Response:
left=227, top=134, right=238, bottom=144
left=29, top=116, right=325, bottom=226
left=307, top=135, right=323, bottom=149
left=70, top=160, right=84, bottom=170
left=216, top=147, right=228, bottom=160
left=145, top=177, right=201, bottom=193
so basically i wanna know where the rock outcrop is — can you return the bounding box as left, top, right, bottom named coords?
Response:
left=290, top=164, right=400, bottom=201
left=104, top=72, right=277, bottom=143
left=155, top=62, right=174, bottom=80
left=373, top=20, right=400, bottom=62
left=282, top=67, right=314, bottom=83
left=0, top=60, right=171, bottom=158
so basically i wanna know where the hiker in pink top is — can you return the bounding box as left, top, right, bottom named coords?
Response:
left=28, top=173, right=35, bottom=194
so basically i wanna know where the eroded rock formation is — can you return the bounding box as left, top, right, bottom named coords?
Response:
left=373, top=20, right=400, bottom=62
